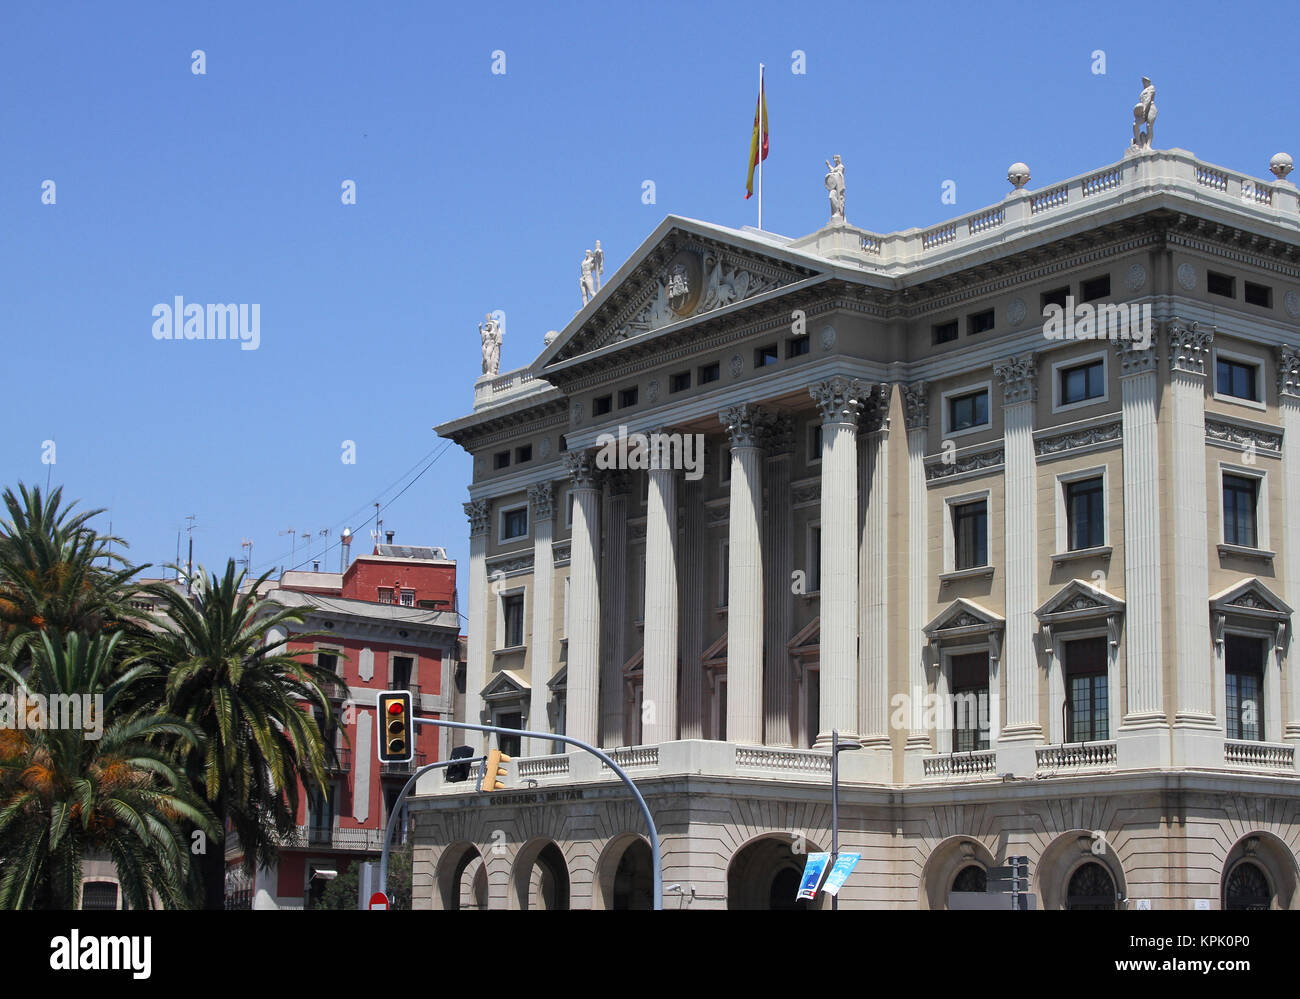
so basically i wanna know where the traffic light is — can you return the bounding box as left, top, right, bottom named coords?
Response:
left=480, top=748, right=511, bottom=792
left=376, top=690, right=413, bottom=764
left=445, top=745, right=474, bottom=783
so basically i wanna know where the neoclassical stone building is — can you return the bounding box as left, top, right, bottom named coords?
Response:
left=417, top=121, right=1300, bottom=909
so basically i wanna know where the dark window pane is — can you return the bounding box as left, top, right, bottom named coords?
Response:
left=1066, top=477, right=1104, bottom=550
left=1065, top=638, right=1108, bottom=743
left=1226, top=635, right=1265, bottom=741
left=1223, top=474, right=1258, bottom=547
left=953, top=501, right=988, bottom=569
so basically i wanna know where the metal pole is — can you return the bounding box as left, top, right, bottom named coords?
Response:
left=757, top=62, right=764, bottom=231
left=831, top=727, right=839, bottom=912
left=384, top=718, right=665, bottom=911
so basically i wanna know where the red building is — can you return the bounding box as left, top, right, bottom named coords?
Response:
left=227, top=541, right=463, bottom=909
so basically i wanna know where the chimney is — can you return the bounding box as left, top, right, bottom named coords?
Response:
left=312, top=561, right=320, bottom=573
left=340, top=527, right=353, bottom=572
left=385, top=531, right=395, bottom=545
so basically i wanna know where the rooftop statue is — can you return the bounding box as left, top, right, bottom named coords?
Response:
left=580, top=249, right=597, bottom=306
left=479, top=313, right=502, bottom=376
left=825, top=155, right=845, bottom=222
left=593, top=240, right=605, bottom=291
left=1131, top=77, right=1157, bottom=151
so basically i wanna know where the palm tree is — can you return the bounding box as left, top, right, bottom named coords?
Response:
left=0, top=484, right=148, bottom=662
left=140, top=561, right=339, bottom=910
left=0, top=629, right=217, bottom=909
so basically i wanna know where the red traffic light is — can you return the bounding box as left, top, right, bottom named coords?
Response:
left=388, top=702, right=403, bottom=715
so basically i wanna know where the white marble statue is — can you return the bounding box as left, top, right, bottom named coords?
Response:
left=593, top=240, right=605, bottom=290
left=580, top=249, right=597, bottom=306
left=825, top=155, right=845, bottom=222
left=1132, top=77, right=1157, bottom=150
left=544, top=329, right=559, bottom=347
left=479, top=313, right=502, bottom=376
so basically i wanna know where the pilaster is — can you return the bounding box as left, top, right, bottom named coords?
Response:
left=721, top=404, right=766, bottom=746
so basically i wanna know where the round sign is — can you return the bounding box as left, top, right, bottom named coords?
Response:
left=369, top=891, right=390, bottom=910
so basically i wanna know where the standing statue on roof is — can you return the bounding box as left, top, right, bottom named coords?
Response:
left=479, top=313, right=502, bottom=376
left=1131, top=77, right=1157, bottom=151
left=593, top=240, right=605, bottom=291
left=580, top=249, right=597, bottom=306
left=825, top=155, right=845, bottom=222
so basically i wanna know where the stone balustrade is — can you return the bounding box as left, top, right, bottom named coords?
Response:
left=1224, top=739, right=1295, bottom=771
left=735, top=745, right=831, bottom=775
left=922, top=750, right=997, bottom=779
left=1035, top=740, right=1118, bottom=772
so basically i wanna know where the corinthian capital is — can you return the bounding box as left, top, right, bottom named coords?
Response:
left=902, top=381, right=928, bottom=431
left=463, top=499, right=491, bottom=537
left=563, top=448, right=600, bottom=489
left=1277, top=344, right=1300, bottom=400
left=1166, top=317, right=1214, bottom=378
left=720, top=403, right=768, bottom=448
left=809, top=376, right=868, bottom=424
left=860, top=383, right=893, bottom=434
left=994, top=352, right=1038, bottom=405
left=1112, top=336, right=1158, bottom=377
left=528, top=481, right=555, bottom=521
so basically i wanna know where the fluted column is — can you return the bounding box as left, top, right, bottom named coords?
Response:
left=1167, top=320, right=1217, bottom=742
left=902, top=383, right=931, bottom=758
left=526, top=482, right=556, bottom=757
left=678, top=442, right=708, bottom=740
left=720, top=404, right=766, bottom=746
left=994, top=354, right=1042, bottom=748
left=811, top=378, right=865, bottom=746
left=763, top=415, right=795, bottom=747
left=463, top=499, right=491, bottom=744
left=643, top=431, right=679, bottom=745
left=860, top=385, right=892, bottom=749
left=599, top=471, right=630, bottom=748
left=563, top=450, right=601, bottom=747
left=1279, top=345, right=1300, bottom=742
left=1114, top=338, right=1165, bottom=726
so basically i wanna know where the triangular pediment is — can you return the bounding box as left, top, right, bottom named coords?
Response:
left=1210, top=577, right=1293, bottom=620
left=923, top=599, right=1005, bottom=638
left=535, top=217, right=828, bottom=370
left=787, top=616, right=820, bottom=658
left=701, top=630, right=728, bottom=667
left=623, top=647, right=644, bottom=676
left=547, top=664, right=567, bottom=691
left=1036, top=579, right=1125, bottom=623
left=481, top=669, right=529, bottom=701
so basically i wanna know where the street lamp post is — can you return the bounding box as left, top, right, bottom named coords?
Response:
left=830, top=728, right=861, bottom=911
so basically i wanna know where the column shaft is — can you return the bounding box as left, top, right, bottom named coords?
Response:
left=565, top=452, right=602, bottom=747
left=644, top=463, right=679, bottom=744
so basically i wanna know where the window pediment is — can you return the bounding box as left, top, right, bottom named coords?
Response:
left=482, top=669, right=530, bottom=702
left=924, top=599, right=1005, bottom=642
left=1036, top=578, right=1125, bottom=625
left=1210, top=577, right=1293, bottom=621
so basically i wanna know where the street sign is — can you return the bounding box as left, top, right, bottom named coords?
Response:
left=369, top=890, right=390, bottom=911
left=797, top=853, right=831, bottom=901
left=822, top=853, right=861, bottom=897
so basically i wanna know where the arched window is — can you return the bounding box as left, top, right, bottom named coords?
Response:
left=1066, top=862, right=1116, bottom=910
left=952, top=865, right=987, bottom=893
left=1224, top=861, right=1271, bottom=911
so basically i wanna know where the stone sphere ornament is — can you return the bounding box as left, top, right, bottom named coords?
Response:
left=1270, top=152, right=1294, bottom=181
left=1007, top=163, right=1031, bottom=190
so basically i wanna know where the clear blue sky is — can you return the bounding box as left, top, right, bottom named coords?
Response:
left=2, top=0, right=1295, bottom=616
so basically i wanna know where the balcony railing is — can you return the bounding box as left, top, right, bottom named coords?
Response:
left=735, top=746, right=831, bottom=775
left=1225, top=740, right=1295, bottom=771
left=923, top=750, right=997, bottom=779
left=1036, top=740, right=1118, bottom=772
left=517, top=755, right=571, bottom=778
left=601, top=746, right=659, bottom=770
left=325, top=749, right=352, bottom=774
left=290, top=825, right=385, bottom=851
left=317, top=677, right=347, bottom=701
left=381, top=752, right=427, bottom=777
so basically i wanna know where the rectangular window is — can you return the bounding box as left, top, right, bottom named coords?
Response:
left=392, top=655, right=413, bottom=689
left=1226, top=635, right=1265, bottom=741
left=932, top=320, right=959, bottom=344
left=1065, top=637, right=1108, bottom=743
left=378, top=588, right=393, bottom=604
left=952, top=500, right=988, bottom=570
left=1223, top=474, right=1258, bottom=548
left=1080, top=274, right=1111, bottom=302
left=497, top=711, right=522, bottom=758
left=719, top=541, right=729, bottom=607
left=502, top=506, right=528, bottom=541
left=493, top=451, right=510, bottom=470
left=811, top=525, right=822, bottom=592
left=1216, top=358, right=1259, bottom=401
left=399, top=589, right=415, bottom=607
left=1041, top=286, right=1069, bottom=311
left=1060, top=359, right=1105, bottom=406
left=670, top=371, right=691, bottom=393
left=786, top=337, right=810, bottom=358
left=317, top=651, right=339, bottom=674
left=618, top=386, right=638, bottom=408
left=967, top=309, right=995, bottom=336
left=1207, top=271, right=1236, bottom=298
left=503, top=594, right=524, bottom=648
left=755, top=343, right=779, bottom=367
left=1244, top=281, right=1272, bottom=308
left=1065, top=477, right=1104, bottom=551
left=699, top=362, right=720, bottom=384
left=809, top=424, right=823, bottom=462
left=593, top=395, right=612, bottom=416
left=950, top=652, right=990, bottom=752
left=948, top=390, right=989, bottom=433
left=514, top=444, right=532, bottom=463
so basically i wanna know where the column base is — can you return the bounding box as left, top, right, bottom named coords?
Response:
left=902, top=734, right=933, bottom=783
left=1116, top=718, right=1170, bottom=768
left=995, top=727, right=1043, bottom=777
left=1171, top=715, right=1223, bottom=769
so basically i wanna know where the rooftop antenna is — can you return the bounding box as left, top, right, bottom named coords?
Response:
left=373, top=503, right=382, bottom=553
left=238, top=538, right=254, bottom=576
left=279, top=528, right=298, bottom=569
left=185, top=515, right=197, bottom=593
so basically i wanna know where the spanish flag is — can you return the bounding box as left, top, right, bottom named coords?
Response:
left=745, top=69, right=768, bottom=199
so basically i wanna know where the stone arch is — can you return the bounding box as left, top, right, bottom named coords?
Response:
left=1036, top=830, right=1127, bottom=910
left=918, top=835, right=998, bottom=910
left=510, top=837, right=571, bottom=911
left=726, top=831, right=827, bottom=910
left=435, top=842, right=488, bottom=911
left=593, top=833, right=653, bottom=910
left=1221, top=831, right=1298, bottom=910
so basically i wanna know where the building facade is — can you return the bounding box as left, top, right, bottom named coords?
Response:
left=417, top=116, right=1300, bottom=909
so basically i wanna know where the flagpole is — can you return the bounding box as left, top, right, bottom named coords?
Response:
left=757, top=62, right=764, bottom=231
